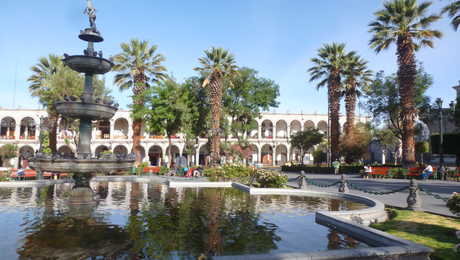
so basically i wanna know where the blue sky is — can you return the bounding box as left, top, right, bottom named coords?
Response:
left=0, top=0, right=458, bottom=115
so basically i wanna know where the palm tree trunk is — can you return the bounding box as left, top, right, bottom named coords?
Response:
left=344, top=85, right=357, bottom=136
left=132, top=119, right=142, bottom=165
left=132, top=79, right=148, bottom=166
left=48, top=114, right=58, bottom=154
left=168, top=135, right=173, bottom=168
left=209, top=79, right=222, bottom=166
left=397, top=36, right=417, bottom=166
left=329, top=76, right=341, bottom=162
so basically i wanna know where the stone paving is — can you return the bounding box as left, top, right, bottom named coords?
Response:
left=284, top=172, right=460, bottom=217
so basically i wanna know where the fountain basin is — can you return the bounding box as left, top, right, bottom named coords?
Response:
left=55, top=101, right=117, bottom=120
left=63, top=55, right=113, bottom=74
left=29, top=158, right=134, bottom=174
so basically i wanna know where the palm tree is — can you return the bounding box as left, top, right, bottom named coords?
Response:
left=309, top=43, right=348, bottom=163
left=194, top=47, right=238, bottom=166
left=369, top=0, right=442, bottom=166
left=112, top=39, right=167, bottom=165
left=442, top=1, right=460, bottom=30
left=342, top=53, right=372, bottom=136
left=28, top=55, right=74, bottom=154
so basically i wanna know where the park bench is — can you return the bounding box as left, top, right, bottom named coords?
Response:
left=143, top=166, right=160, bottom=174
left=406, top=167, right=436, bottom=179
left=369, top=167, right=389, bottom=178
left=10, top=169, right=68, bottom=180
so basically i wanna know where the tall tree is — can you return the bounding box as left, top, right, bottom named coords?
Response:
left=181, top=76, right=211, bottom=165
left=369, top=0, right=442, bottom=166
left=342, top=53, right=372, bottom=136
left=28, top=54, right=107, bottom=154
left=309, top=43, right=348, bottom=162
left=224, top=67, right=279, bottom=142
left=442, top=0, right=460, bottom=30
left=290, top=129, right=324, bottom=165
left=113, top=39, right=167, bottom=165
left=138, top=78, right=185, bottom=168
left=363, top=66, right=433, bottom=141
left=194, top=47, right=238, bottom=166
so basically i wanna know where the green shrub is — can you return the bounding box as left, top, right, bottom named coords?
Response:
left=281, top=165, right=363, bottom=174
left=203, top=165, right=253, bottom=182
left=0, top=144, right=18, bottom=159
left=159, top=166, right=169, bottom=175
left=446, top=192, right=460, bottom=216
left=255, top=169, right=288, bottom=188
left=136, top=162, right=149, bottom=175
left=388, top=168, right=408, bottom=179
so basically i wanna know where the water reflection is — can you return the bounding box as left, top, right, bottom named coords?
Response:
left=0, top=182, right=369, bottom=259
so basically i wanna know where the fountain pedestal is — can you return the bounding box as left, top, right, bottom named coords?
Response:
left=29, top=0, right=134, bottom=204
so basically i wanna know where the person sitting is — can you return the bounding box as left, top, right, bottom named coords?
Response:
left=421, top=164, right=433, bottom=180
left=363, top=165, right=372, bottom=179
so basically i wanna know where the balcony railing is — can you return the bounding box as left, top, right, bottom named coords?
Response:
left=0, top=135, right=15, bottom=140
left=19, top=136, right=36, bottom=140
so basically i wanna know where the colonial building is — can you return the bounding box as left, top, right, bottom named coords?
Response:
left=0, top=109, right=369, bottom=167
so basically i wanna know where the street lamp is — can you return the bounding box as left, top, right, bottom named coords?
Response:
left=435, top=98, right=445, bottom=179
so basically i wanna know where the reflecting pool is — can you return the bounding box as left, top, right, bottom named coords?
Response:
left=0, top=182, right=369, bottom=259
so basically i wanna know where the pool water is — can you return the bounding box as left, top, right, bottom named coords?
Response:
left=0, top=182, right=369, bottom=259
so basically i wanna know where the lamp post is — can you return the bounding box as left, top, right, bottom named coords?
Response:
left=435, top=98, right=445, bottom=179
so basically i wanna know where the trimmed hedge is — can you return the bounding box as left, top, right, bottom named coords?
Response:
left=281, top=165, right=364, bottom=174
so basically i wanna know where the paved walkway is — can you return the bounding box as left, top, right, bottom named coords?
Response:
left=284, top=172, right=460, bottom=217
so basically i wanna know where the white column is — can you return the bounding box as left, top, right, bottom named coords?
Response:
left=258, top=147, right=262, bottom=164
left=160, top=184, right=166, bottom=204
left=106, top=182, right=113, bottom=206
left=258, top=124, right=262, bottom=139
left=29, top=187, right=37, bottom=205
left=109, top=120, right=114, bottom=140
left=124, top=182, right=131, bottom=209
left=195, top=149, right=200, bottom=166
left=14, top=123, right=20, bottom=139
left=143, top=183, right=148, bottom=202
left=272, top=145, right=276, bottom=166
left=10, top=188, right=17, bottom=205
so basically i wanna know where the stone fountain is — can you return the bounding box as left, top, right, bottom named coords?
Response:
left=30, top=0, right=134, bottom=203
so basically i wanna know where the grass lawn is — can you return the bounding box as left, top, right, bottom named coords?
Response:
left=371, top=209, right=460, bottom=260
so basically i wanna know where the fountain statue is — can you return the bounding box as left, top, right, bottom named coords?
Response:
left=29, top=0, right=134, bottom=204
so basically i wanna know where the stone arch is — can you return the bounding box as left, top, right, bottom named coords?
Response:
left=290, top=120, right=301, bottom=137
left=199, top=144, right=210, bottom=166
left=57, top=145, right=75, bottom=158
left=317, top=120, right=328, bottom=133
left=96, top=120, right=110, bottom=139
left=249, top=144, right=259, bottom=164
left=261, top=144, right=273, bottom=165
left=275, top=120, right=288, bottom=138
left=113, top=145, right=128, bottom=157
left=275, top=144, right=288, bottom=166
left=304, top=120, right=315, bottom=130
left=148, top=145, right=163, bottom=166
left=290, top=147, right=301, bottom=163
left=58, top=118, right=74, bottom=140
left=18, top=145, right=34, bottom=168
left=20, top=117, right=36, bottom=139
left=95, top=145, right=110, bottom=157
left=165, top=145, right=180, bottom=166
left=1, top=117, right=16, bottom=139
left=261, top=120, right=273, bottom=138
left=113, top=118, right=129, bottom=139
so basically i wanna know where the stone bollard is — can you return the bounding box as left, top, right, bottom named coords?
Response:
left=298, top=170, right=307, bottom=189
left=338, top=174, right=348, bottom=193
left=407, top=178, right=422, bottom=211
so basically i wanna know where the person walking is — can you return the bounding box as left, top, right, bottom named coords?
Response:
left=332, top=160, right=341, bottom=175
